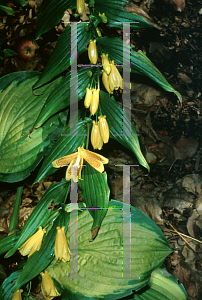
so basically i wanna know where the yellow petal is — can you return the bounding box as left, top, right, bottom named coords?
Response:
left=102, top=70, right=113, bottom=94
left=101, top=53, right=111, bottom=75
left=84, top=88, right=93, bottom=108
left=77, top=0, right=85, bottom=14
left=88, top=40, right=98, bottom=64
left=18, top=226, right=46, bottom=257
left=80, top=147, right=108, bottom=173
left=91, top=121, right=103, bottom=150
left=40, top=271, right=61, bottom=300
left=90, top=89, right=100, bottom=115
left=52, top=152, right=78, bottom=168
left=98, top=115, right=110, bottom=143
left=55, top=226, right=70, bottom=263
left=109, top=61, right=119, bottom=90
left=11, top=290, right=23, bottom=300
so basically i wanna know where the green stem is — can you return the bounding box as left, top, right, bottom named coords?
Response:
left=9, top=185, right=23, bottom=232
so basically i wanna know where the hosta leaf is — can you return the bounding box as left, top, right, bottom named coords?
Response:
left=94, top=0, right=158, bottom=29
left=46, top=200, right=172, bottom=299
left=0, top=71, right=65, bottom=183
left=35, top=118, right=89, bottom=182
left=133, top=267, right=188, bottom=300
left=5, top=180, right=69, bottom=258
left=13, top=209, right=70, bottom=292
left=99, top=91, right=149, bottom=171
left=34, top=67, right=92, bottom=128
left=36, top=0, right=75, bottom=39
left=79, top=162, right=110, bottom=235
left=34, top=23, right=93, bottom=89
left=97, top=37, right=181, bottom=101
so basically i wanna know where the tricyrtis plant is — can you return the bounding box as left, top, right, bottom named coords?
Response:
left=0, top=0, right=187, bottom=300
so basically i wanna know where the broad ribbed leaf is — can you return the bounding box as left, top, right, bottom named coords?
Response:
left=99, top=91, right=149, bottom=171
left=34, top=23, right=93, bottom=89
left=34, top=67, right=92, bottom=128
left=13, top=209, right=70, bottom=292
left=36, top=0, right=75, bottom=39
left=35, top=118, right=89, bottom=182
left=0, top=71, right=65, bottom=183
left=5, top=180, right=69, bottom=258
left=133, top=267, right=188, bottom=300
left=98, top=37, right=181, bottom=100
left=0, top=231, right=20, bottom=255
left=79, top=162, right=110, bottom=231
left=94, top=0, right=157, bottom=29
left=0, top=271, right=21, bottom=300
left=46, top=200, right=172, bottom=299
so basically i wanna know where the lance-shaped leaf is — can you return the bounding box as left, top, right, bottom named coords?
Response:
left=99, top=91, right=149, bottom=171
left=46, top=200, right=172, bottom=299
left=34, top=67, right=92, bottom=128
left=97, top=37, right=181, bottom=100
left=0, top=270, right=22, bottom=300
left=34, top=23, right=93, bottom=89
left=35, top=118, right=89, bottom=182
left=133, top=267, right=188, bottom=300
left=79, top=162, right=110, bottom=239
left=94, top=0, right=160, bottom=29
left=5, top=180, right=69, bottom=258
left=0, top=231, right=21, bottom=256
left=13, top=209, right=70, bottom=292
left=0, top=71, right=65, bottom=183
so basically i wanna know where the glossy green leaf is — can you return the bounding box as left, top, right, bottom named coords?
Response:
left=99, top=91, right=149, bottom=171
left=79, top=162, right=110, bottom=231
left=13, top=209, right=70, bottom=292
left=133, top=267, right=188, bottom=300
left=46, top=200, right=172, bottom=299
left=0, top=71, right=65, bottom=183
left=34, top=23, right=93, bottom=89
left=35, top=118, right=88, bottom=182
left=0, top=5, right=15, bottom=15
left=34, top=67, right=92, bottom=128
left=36, top=0, right=75, bottom=39
left=98, top=37, right=181, bottom=101
left=0, top=231, right=21, bottom=256
left=5, top=180, right=70, bottom=258
left=94, top=0, right=156, bottom=29
left=0, top=270, right=21, bottom=300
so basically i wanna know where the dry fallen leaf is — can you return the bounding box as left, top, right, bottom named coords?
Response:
left=163, top=0, right=186, bottom=12
left=174, top=137, right=198, bottom=161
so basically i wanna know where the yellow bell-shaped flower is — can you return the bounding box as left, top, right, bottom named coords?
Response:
left=18, top=226, right=46, bottom=257
left=11, top=290, right=23, bottom=300
left=84, top=87, right=93, bottom=108
left=40, top=270, right=61, bottom=300
left=98, top=115, right=110, bottom=144
left=101, top=53, right=111, bottom=75
left=109, top=61, right=120, bottom=91
left=91, top=121, right=103, bottom=150
left=90, top=88, right=100, bottom=115
left=102, top=70, right=113, bottom=94
left=77, top=0, right=85, bottom=14
left=55, top=226, right=70, bottom=263
left=88, top=40, right=98, bottom=65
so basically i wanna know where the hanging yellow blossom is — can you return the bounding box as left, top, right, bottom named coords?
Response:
left=91, top=121, right=103, bottom=150
left=109, top=60, right=123, bottom=90
left=11, top=290, right=23, bottom=300
left=88, top=40, right=98, bottom=64
left=52, top=147, right=108, bottom=182
left=102, top=70, right=113, bottom=94
left=98, top=115, right=110, bottom=143
left=84, top=88, right=93, bottom=108
left=77, top=0, right=85, bottom=14
left=18, top=226, right=46, bottom=257
left=55, top=226, right=70, bottom=263
left=40, top=270, right=61, bottom=300
left=90, top=88, right=100, bottom=115
left=101, top=53, right=111, bottom=75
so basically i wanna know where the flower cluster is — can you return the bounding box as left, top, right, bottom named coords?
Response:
left=91, top=116, right=110, bottom=150
left=102, top=59, right=123, bottom=93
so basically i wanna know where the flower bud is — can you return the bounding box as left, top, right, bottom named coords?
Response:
left=84, top=88, right=93, bottom=108
left=98, top=115, right=110, bottom=143
left=90, top=89, right=100, bottom=115
left=96, top=27, right=102, bottom=37
left=11, top=290, right=23, bottom=300
left=109, top=60, right=120, bottom=91
left=101, top=53, right=111, bottom=75
left=91, top=121, right=103, bottom=150
left=102, top=70, right=113, bottom=94
left=55, top=226, right=70, bottom=263
left=88, top=40, right=98, bottom=65
left=77, top=0, right=85, bottom=14
left=40, top=271, right=61, bottom=300
left=99, top=12, right=107, bottom=23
